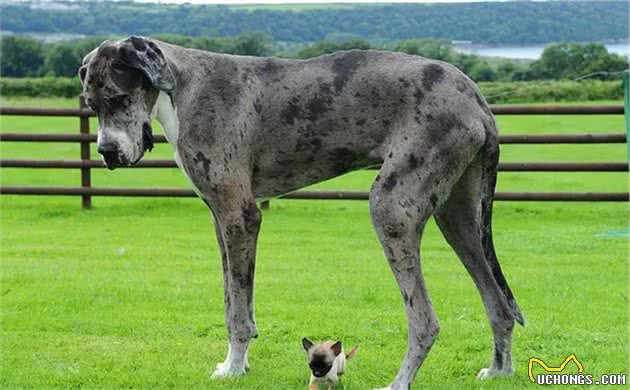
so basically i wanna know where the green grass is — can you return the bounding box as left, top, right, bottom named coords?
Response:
left=1, top=97, right=628, bottom=389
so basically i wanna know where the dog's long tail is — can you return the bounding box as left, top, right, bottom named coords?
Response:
left=481, top=119, right=525, bottom=326
left=345, top=345, right=359, bottom=360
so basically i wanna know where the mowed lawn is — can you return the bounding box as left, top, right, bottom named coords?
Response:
left=0, top=97, right=628, bottom=389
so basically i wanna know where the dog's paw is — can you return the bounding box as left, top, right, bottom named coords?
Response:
left=477, top=367, right=514, bottom=380
left=374, top=382, right=414, bottom=390
left=210, top=361, right=246, bottom=379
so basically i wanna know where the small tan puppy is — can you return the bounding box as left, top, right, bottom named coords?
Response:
left=302, top=337, right=358, bottom=390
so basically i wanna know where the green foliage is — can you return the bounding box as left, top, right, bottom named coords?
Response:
left=43, top=45, right=79, bottom=77
left=469, top=62, right=496, bottom=82
left=1, top=33, right=627, bottom=102
left=394, top=38, right=454, bottom=61
left=0, top=36, right=44, bottom=77
left=479, top=80, right=623, bottom=104
left=230, top=31, right=272, bottom=56
left=151, top=34, right=232, bottom=52
left=495, top=62, right=522, bottom=82
left=295, top=38, right=371, bottom=58
left=0, top=77, right=82, bottom=98
left=1, top=1, right=627, bottom=45
left=529, top=43, right=628, bottom=80
left=0, top=35, right=118, bottom=79
left=389, top=38, right=509, bottom=82
left=447, top=41, right=628, bottom=83
left=152, top=31, right=273, bottom=55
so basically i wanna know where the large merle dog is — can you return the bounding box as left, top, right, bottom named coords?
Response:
left=79, top=36, right=523, bottom=389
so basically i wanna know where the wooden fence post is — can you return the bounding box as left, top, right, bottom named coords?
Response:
left=624, top=72, right=629, bottom=162
left=79, top=97, right=92, bottom=208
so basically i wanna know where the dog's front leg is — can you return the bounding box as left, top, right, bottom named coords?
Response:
left=209, top=196, right=261, bottom=379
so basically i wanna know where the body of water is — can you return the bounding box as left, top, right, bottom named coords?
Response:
left=454, top=42, right=629, bottom=60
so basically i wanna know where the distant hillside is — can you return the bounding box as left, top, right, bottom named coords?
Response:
left=1, top=1, right=628, bottom=45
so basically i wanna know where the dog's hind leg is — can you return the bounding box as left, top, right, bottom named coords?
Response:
left=370, top=107, right=494, bottom=389
left=433, top=152, right=520, bottom=379
left=370, top=140, right=476, bottom=389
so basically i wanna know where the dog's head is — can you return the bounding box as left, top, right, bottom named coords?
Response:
left=79, top=36, right=176, bottom=169
left=302, top=338, right=342, bottom=378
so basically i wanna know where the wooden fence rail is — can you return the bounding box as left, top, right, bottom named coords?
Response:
left=1, top=104, right=624, bottom=116
left=1, top=159, right=628, bottom=172
left=1, top=100, right=628, bottom=207
left=2, top=132, right=627, bottom=144
left=1, top=186, right=627, bottom=202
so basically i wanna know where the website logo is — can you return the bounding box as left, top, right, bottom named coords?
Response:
left=528, top=354, right=626, bottom=386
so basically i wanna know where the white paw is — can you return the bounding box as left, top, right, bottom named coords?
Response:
left=210, top=361, right=246, bottom=379
left=374, top=383, right=410, bottom=390
left=477, top=367, right=514, bottom=380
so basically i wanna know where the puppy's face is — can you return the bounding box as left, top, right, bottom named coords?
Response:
left=302, top=338, right=342, bottom=378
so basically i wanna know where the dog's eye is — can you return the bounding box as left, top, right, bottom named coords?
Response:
left=309, top=362, right=332, bottom=370
left=106, top=95, right=127, bottom=106
left=103, top=95, right=130, bottom=111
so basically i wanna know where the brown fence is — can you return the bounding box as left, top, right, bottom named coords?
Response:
left=0, top=99, right=628, bottom=208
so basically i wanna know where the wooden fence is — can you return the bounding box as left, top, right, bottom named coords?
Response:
left=0, top=99, right=628, bottom=208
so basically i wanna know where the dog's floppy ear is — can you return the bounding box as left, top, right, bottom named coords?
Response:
left=115, top=36, right=176, bottom=92
left=79, top=65, right=88, bottom=85
left=302, top=337, right=314, bottom=351
left=330, top=341, right=342, bottom=357
left=78, top=44, right=102, bottom=86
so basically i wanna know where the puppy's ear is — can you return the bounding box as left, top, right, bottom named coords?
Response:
left=330, top=341, right=342, bottom=357
left=302, top=337, right=313, bottom=351
left=115, top=36, right=176, bottom=92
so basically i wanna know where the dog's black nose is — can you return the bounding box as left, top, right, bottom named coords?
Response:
left=98, top=144, right=119, bottom=169
left=98, top=143, right=116, bottom=155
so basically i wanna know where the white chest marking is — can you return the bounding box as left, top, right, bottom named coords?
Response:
left=153, top=92, right=180, bottom=157
left=153, top=91, right=203, bottom=198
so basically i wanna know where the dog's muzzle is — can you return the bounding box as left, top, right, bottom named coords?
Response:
left=98, top=143, right=122, bottom=170
left=310, top=363, right=333, bottom=378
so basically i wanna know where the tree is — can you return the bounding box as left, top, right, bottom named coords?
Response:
left=296, top=39, right=372, bottom=59
left=1, top=2, right=627, bottom=46
left=43, top=44, right=80, bottom=77
left=0, top=36, right=44, bottom=77
left=531, top=42, right=628, bottom=80
left=496, top=62, right=517, bottom=81
left=230, top=31, right=272, bottom=56
left=394, top=39, right=454, bottom=61
left=468, top=62, right=496, bottom=82
left=70, top=36, right=117, bottom=63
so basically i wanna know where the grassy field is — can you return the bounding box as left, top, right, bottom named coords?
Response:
left=1, top=97, right=628, bottom=389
